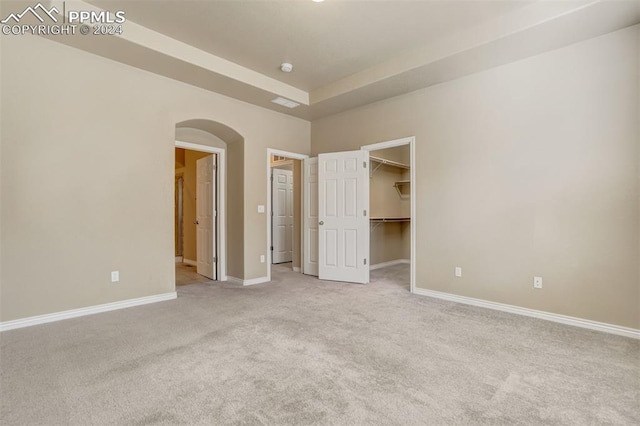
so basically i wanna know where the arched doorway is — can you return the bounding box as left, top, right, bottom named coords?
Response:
left=174, top=119, right=244, bottom=285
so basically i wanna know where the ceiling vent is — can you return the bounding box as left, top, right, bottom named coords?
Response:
left=271, top=97, right=300, bottom=109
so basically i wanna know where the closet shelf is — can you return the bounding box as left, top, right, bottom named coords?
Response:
left=370, top=156, right=409, bottom=177
left=370, top=217, right=411, bottom=222
left=370, top=217, right=411, bottom=230
left=393, top=180, right=410, bottom=197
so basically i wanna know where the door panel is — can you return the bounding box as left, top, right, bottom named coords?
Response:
left=345, top=229, right=357, bottom=267
left=303, top=158, right=319, bottom=276
left=318, top=150, right=369, bottom=284
left=272, top=168, right=293, bottom=264
left=196, top=155, right=215, bottom=280
left=325, top=179, right=337, bottom=217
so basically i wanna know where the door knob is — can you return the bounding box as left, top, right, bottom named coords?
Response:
left=319, top=221, right=324, bottom=225
left=194, top=220, right=199, bottom=225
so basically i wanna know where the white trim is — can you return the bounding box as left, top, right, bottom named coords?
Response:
left=175, top=256, right=183, bottom=263
left=266, top=149, right=310, bottom=282
left=225, top=276, right=243, bottom=285
left=293, top=266, right=301, bottom=273
left=370, top=259, right=410, bottom=271
left=361, top=136, right=416, bottom=293
left=413, top=288, right=640, bottom=340
left=183, top=258, right=197, bottom=267
left=243, top=276, right=270, bottom=286
left=175, top=140, right=227, bottom=281
left=226, top=276, right=270, bottom=286
left=361, top=137, right=414, bottom=151
left=0, top=293, right=177, bottom=332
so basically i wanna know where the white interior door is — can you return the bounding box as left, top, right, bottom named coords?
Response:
left=272, top=168, right=293, bottom=264
left=303, top=158, right=319, bottom=276
left=196, top=155, right=215, bottom=280
left=318, top=150, right=369, bottom=284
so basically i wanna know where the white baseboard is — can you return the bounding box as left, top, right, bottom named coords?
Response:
left=244, top=276, right=270, bottom=286
left=370, top=259, right=410, bottom=271
left=293, top=267, right=301, bottom=273
left=183, top=258, right=197, bottom=266
left=413, top=288, right=639, bottom=340
left=226, top=276, right=270, bottom=286
left=175, top=256, right=183, bottom=263
left=0, top=292, right=177, bottom=332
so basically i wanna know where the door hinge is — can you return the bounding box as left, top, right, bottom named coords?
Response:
left=270, top=246, right=274, bottom=251
left=213, top=256, right=217, bottom=263
left=364, top=209, right=367, bottom=217
left=363, top=161, right=367, bottom=168
left=364, top=258, right=367, bottom=265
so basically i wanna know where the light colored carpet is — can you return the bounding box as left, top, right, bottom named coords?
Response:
left=1, top=264, right=638, bottom=425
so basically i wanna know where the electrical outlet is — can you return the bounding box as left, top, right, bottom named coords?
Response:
left=111, top=271, right=119, bottom=283
left=260, top=255, right=265, bottom=263
left=257, top=205, right=265, bottom=213
left=533, top=276, right=543, bottom=289
left=455, top=267, right=462, bottom=278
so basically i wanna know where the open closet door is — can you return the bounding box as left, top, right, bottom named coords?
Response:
left=303, top=158, right=319, bottom=276
left=318, top=150, right=369, bottom=284
left=272, top=168, right=293, bottom=264
left=196, top=155, right=216, bottom=280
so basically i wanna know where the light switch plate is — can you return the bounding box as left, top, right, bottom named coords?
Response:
left=258, top=205, right=265, bottom=213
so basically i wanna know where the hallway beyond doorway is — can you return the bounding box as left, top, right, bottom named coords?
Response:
left=176, top=263, right=213, bottom=286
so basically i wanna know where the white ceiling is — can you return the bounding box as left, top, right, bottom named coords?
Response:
left=29, top=0, right=640, bottom=119
left=89, top=0, right=533, bottom=91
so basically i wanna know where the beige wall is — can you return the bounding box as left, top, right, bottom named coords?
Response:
left=182, top=150, right=211, bottom=262
left=227, top=141, right=245, bottom=279
left=0, top=34, right=309, bottom=322
left=370, top=165, right=404, bottom=218
left=313, top=26, right=640, bottom=328
left=401, top=222, right=411, bottom=260
left=370, top=222, right=406, bottom=266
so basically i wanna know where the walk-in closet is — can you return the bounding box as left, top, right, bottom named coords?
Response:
left=369, top=145, right=411, bottom=271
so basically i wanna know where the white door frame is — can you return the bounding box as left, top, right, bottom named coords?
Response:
left=266, top=148, right=309, bottom=281
left=175, top=140, right=227, bottom=281
left=361, top=136, right=416, bottom=294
